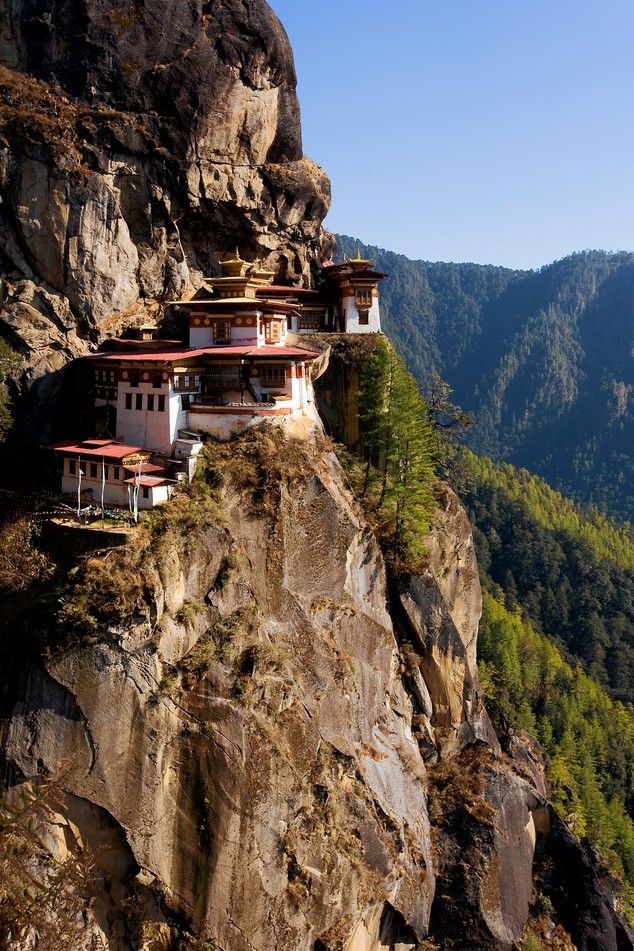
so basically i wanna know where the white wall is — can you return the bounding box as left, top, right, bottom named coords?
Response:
left=137, top=484, right=173, bottom=509
left=342, top=294, right=381, bottom=333
left=115, top=381, right=183, bottom=453
left=231, top=325, right=258, bottom=345
left=189, top=326, right=214, bottom=348
left=187, top=408, right=300, bottom=440
left=61, top=472, right=130, bottom=507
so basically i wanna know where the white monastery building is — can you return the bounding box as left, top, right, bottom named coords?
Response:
left=50, top=251, right=386, bottom=509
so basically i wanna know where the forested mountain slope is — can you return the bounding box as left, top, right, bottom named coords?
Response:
left=336, top=236, right=634, bottom=521
left=459, top=450, right=634, bottom=917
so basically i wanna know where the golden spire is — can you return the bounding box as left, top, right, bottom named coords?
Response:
left=221, top=246, right=250, bottom=277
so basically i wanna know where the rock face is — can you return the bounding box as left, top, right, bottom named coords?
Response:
left=2, top=426, right=631, bottom=949
left=1, top=4, right=632, bottom=948
left=0, top=0, right=331, bottom=416
left=0, top=429, right=516, bottom=948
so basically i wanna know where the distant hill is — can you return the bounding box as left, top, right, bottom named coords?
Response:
left=336, top=236, right=634, bottom=521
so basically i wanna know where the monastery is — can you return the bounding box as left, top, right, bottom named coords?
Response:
left=51, top=252, right=385, bottom=512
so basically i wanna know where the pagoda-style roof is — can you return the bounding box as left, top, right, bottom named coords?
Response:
left=254, top=286, right=315, bottom=297
left=86, top=345, right=319, bottom=363
left=220, top=248, right=251, bottom=278
left=51, top=439, right=151, bottom=460
left=189, top=296, right=297, bottom=311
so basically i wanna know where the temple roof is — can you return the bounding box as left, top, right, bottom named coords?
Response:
left=51, top=439, right=150, bottom=459
left=89, top=345, right=319, bottom=363
left=124, top=475, right=176, bottom=487
left=188, top=296, right=297, bottom=310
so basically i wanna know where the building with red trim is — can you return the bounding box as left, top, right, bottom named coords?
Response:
left=50, top=252, right=383, bottom=510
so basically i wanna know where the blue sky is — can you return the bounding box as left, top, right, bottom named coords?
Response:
left=268, top=0, right=634, bottom=269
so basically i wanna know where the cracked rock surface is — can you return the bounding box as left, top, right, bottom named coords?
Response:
left=3, top=428, right=631, bottom=949
left=0, top=0, right=331, bottom=436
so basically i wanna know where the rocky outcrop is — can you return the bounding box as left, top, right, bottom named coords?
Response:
left=2, top=425, right=631, bottom=949
left=396, top=484, right=498, bottom=758
left=0, top=427, right=518, bottom=948
left=0, top=1, right=332, bottom=413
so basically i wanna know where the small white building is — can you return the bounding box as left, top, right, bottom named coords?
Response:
left=286, top=252, right=386, bottom=334
left=51, top=439, right=176, bottom=510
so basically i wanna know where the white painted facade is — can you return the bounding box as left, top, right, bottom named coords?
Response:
left=185, top=366, right=312, bottom=439
left=128, top=482, right=174, bottom=509
left=189, top=316, right=288, bottom=349
left=61, top=459, right=134, bottom=508
left=186, top=410, right=292, bottom=440
left=341, top=293, right=381, bottom=334
left=229, top=323, right=260, bottom=346
left=114, top=380, right=186, bottom=455
left=60, top=457, right=174, bottom=510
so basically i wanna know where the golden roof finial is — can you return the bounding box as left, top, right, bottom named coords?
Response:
left=356, top=247, right=362, bottom=260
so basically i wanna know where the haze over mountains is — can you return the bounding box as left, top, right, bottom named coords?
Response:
left=336, top=236, right=634, bottom=522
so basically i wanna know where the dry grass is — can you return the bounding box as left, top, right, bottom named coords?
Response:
left=0, top=65, right=149, bottom=160
left=57, top=458, right=225, bottom=642
left=428, top=745, right=496, bottom=829
left=57, top=534, right=148, bottom=638
left=203, top=427, right=312, bottom=516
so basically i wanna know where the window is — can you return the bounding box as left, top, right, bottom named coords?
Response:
left=142, top=487, right=149, bottom=500
left=103, top=465, right=109, bottom=481
left=125, top=393, right=132, bottom=410
left=152, top=372, right=162, bottom=389
left=158, top=395, right=166, bottom=412
left=135, top=393, right=143, bottom=411
left=147, top=394, right=155, bottom=412
left=213, top=320, right=232, bottom=344
left=113, top=466, right=120, bottom=481
left=260, top=366, right=287, bottom=388
left=359, top=310, right=369, bottom=326
left=68, top=460, right=76, bottom=475
left=181, top=394, right=191, bottom=410
left=130, top=370, right=140, bottom=387
left=266, top=321, right=282, bottom=343
left=174, top=373, right=201, bottom=393
left=108, top=370, right=115, bottom=383
left=356, top=287, right=372, bottom=307
left=89, top=463, right=98, bottom=478
left=299, top=311, right=322, bottom=330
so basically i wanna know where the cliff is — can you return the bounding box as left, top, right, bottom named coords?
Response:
left=2, top=425, right=631, bottom=950
left=0, top=0, right=331, bottom=436
left=0, top=429, right=531, bottom=948
left=0, top=3, right=632, bottom=949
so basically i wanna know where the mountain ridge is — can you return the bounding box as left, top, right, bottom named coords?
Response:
left=336, top=235, right=634, bottom=521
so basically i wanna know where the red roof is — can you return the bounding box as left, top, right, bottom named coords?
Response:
left=203, top=345, right=320, bottom=358
left=123, top=463, right=166, bottom=475
left=90, top=347, right=197, bottom=363
left=124, top=475, right=175, bottom=487
left=89, top=345, right=319, bottom=362
left=50, top=439, right=150, bottom=459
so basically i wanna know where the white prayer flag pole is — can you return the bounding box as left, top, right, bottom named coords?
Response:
left=101, top=455, right=106, bottom=518
left=77, top=457, right=83, bottom=519
left=133, top=458, right=142, bottom=523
